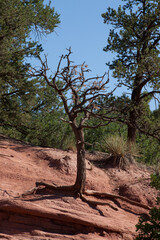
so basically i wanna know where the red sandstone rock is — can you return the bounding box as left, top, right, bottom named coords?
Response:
left=0, top=134, right=158, bottom=239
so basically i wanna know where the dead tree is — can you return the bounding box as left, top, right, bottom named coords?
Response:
left=33, top=48, right=114, bottom=194
left=21, top=49, right=153, bottom=211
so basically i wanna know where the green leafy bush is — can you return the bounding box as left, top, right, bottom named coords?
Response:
left=137, top=133, right=160, bottom=166
left=135, top=174, right=160, bottom=240
left=136, top=207, right=160, bottom=240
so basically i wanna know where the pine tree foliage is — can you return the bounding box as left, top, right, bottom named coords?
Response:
left=102, top=0, right=160, bottom=142
left=0, top=0, right=60, bottom=134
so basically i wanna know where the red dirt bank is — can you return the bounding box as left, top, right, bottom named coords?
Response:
left=0, top=134, right=158, bottom=239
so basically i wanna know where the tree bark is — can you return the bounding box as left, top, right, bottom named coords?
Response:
left=127, top=125, right=136, bottom=143
left=72, top=126, right=86, bottom=194
left=127, top=110, right=137, bottom=143
left=127, top=84, right=141, bottom=143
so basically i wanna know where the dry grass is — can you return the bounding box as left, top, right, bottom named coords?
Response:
left=103, top=135, right=139, bottom=169
left=65, top=138, right=77, bottom=152
left=104, top=135, right=127, bottom=157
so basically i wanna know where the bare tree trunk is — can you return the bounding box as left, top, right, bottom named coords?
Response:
left=72, top=127, right=86, bottom=193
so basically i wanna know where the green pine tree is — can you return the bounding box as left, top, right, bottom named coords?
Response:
left=102, top=0, right=160, bottom=143
left=0, top=0, right=60, bottom=136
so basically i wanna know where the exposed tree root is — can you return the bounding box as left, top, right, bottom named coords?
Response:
left=80, top=194, right=118, bottom=211
left=17, top=181, right=77, bottom=198
left=18, top=186, right=39, bottom=198
left=18, top=181, right=151, bottom=211
left=36, top=181, right=76, bottom=191
left=84, top=190, right=151, bottom=210
left=0, top=187, right=16, bottom=198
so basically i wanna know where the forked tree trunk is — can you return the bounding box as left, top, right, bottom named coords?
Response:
left=72, top=126, right=86, bottom=194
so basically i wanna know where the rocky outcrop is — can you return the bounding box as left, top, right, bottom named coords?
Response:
left=0, top=134, right=158, bottom=239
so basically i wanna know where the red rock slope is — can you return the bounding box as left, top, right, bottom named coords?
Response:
left=0, top=134, right=158, bottom=240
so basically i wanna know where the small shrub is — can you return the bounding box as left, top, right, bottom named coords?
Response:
left=102, top=135, right=139, bottom=169
left=104, top=135, right=127, bottom=155
left=151, top=174, right=160, bottom=190
left=64, top=137, right=77, bottom=152
left=128, top=142, right=140, bottom=158
left=135, top=174, right=160, bottom=240
left=136, top=133, right=160, bottom=166
left=135, top=207, right=160, bottom=240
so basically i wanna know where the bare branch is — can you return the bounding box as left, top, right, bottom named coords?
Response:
left=81, top=120, right=113, bottom=129
left=140, top=90, right=160, bottom=101
left=60, top=118, right=72, bottom=124
left=34, top=48, right=117, bottom=138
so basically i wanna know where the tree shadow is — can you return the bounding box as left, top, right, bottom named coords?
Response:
left=90, top=157, right=117, bottom=170
left=23, top=187, right=77, bottom=202
left=87, top=203, right=105, bottom=217
left=112, top=199, right=144, bottom=216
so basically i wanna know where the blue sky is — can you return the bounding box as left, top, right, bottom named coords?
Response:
left=41, top=0, right=121, bottom=89
left=39, top=0, right=158, bottom=110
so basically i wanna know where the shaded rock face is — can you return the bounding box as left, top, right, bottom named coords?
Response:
left=0, top=134, right=158, bottom=240
left=119, top=184, right=142, bottom=203
left=37, top=151, right=75, bottom=174
left=0, top=199, right=124, bottom=240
